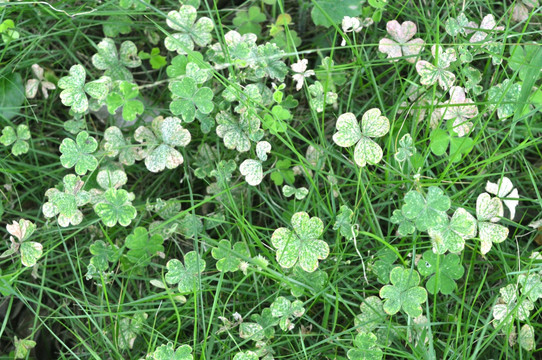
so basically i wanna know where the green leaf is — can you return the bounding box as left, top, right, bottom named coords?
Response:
left=308, top=81, right=337, bottom=113
left=379, top=266, right=427, bottom=317
left=402, top=187, right=451, bottom=232
left=519, top=324, right=535, bottom=351
left=476, top=193, right=508, bottom=255
left=19, top=242, right=43, bottom=267
left=427, top=207, right=477, bottom=254
left=0, top=124, right=30, bottom=156
left=149, top=343, right=193, bottom=360
left=125, top=227, right=164, bottom=263
left=347, top=332, right=383, bottom=360
left=165, top=251, right=205, bottom=294
left=106, top=81, right=144, bottom=121
left=333, top=205, right=356, bottom=240
left=282, top=185, right=309, bottom=200
left=417, top=250, right=464, bottom=295
left=270, top=296, right=305, bottom=331
left=487, top=80, right=522, bottom=120
left=103, top=126, right=140, bottom=166
left=14, top=337, right=36, bottom=359
left=270, top=159, right=294, bottom=186
left=165, top=5, right=214, bottom=54
left=518, top=273, right=542, bottom=303
left=88, top=240, right=120, bottom=274
left=59, top=131, right=98, bottom=175
left=118, top=312, right=147, bottom=350
left=43, top=174, right=91, bottom=227
left=311, top=0, right=362, bottom=28
left=0, top=72, right=24, bottom=120
left=233, top=6, right=266, bottom=36
left=103, top=16, right=132, bottom=37
left=211, top=240, right=249, bottom=273
left=250, top=308, right=278, bottom=339
left=430, top=128, right=449, bottom=156
left=138, top=47, right=167, bottom=69
left=390, top=209, right=415, bottom=237
left=254, top=43, right=288, bottom=81
left=355, top=296, right=385, bottom=333
left=94, top=188, right=137, bottom=227
left=169, top=77, right=214, bottom=122
left=288, top=265, right=328, bottom=297
left=0, top=19, right=20, bottom=43
left=57, top=64, right=88, bottom=114
left=371, top=248, right=398, bottom=284
left=92, top=38, right=141, bottom=81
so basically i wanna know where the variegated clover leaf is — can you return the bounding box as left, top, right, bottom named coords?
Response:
left=216, top=111, right=263, bottom=153
left=492, top=284, right=533, bottom=328
left=291, top=59, right=315, bottom=91
left=13, top=337, right=36, bottom=359
left=487, top=80, right=522, bottom=120
left=147, top=343, right=193, bottom=360
left=333, top=205, right=356, bottom=240
left=271, top=211, right=329, bottom=272
left=401, top=186, right=451, bottom=232
left=1, top=124, right=30, bottom=156
left=427, top=207, right=477, bottom=254
left=118, top=312, right=148, bottom=350
left=256, top=141, right=271, bottom=161
left=106, top=81, right=144, bottom=122
left=394, top=133, right=416, bottom=162
left=332, top=109, right=390, bottom=167
left=355, top=296, right=385, bottom=334
left=282, top=185, right=309, bottom=200
left=59, top=131, right=98, bottom=175
left=165, top=251, right=206, bottom=294
left=93, top=188, right=137, bottom=227
left=89, top=167, right=128, bottom=204
left=416, top=45, right=457, bottom=90
left=441, top=86, right=478, bottom=137
left=417, top=250, right=464, bottom=295
left=475, top=193, right=509, bottom=255
left=249, top=308, right=278, bottom=340
left=347, top=332, right=383, bottom=360
left=134, top=116, right=191, bottom=173
left=211, top=240, right=249, bottom=273
left=379, top=266, right=428, bottom=317
left=252, top=42, right=289, bottom=82
left=390, top=209, right=416, bottom=237
left=125, top=227, right=164, bottom=264
left=164, top=5, right=214, bottom=55
left=207, top=30, right=258, bottom=70
left=288, top=265, right=328, bottom=297
left=371, top=248, right=399, bottom=284
left=270, top=296, right=305, bottom=331
left=469, top=14, right=504, bottom=44
left=445, top=13, right=477, bottom=37
left=91, top=38, right=141, bottom=81
left=85, top=240, right=120, bottom=280
left=518, top=272, right=542, bottom=303
left=169, top=77, right=214, bottom=122
left=103, top=126, right=142, bottom=166
left=119, top=0, right=150, bottom=11
left=308, top=81, right=338, bottom=113
left=519, top=324, right=535, bottom=352
left=57, top=64, right=89, bottom=114
left=233, top=351, right=259, bottom=360
left=3, top=219, right=42, bottom=267
left=378, top=20, right=424, bottom=63
left=240, top=159, right=264, bottom=186
left=43, top=174, right=91, bottom=227
left=25, top=63, right=56, bottom=99
left=486, top=177, right=519, bottom=220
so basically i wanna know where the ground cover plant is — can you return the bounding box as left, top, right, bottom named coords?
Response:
left=0, top=0, right=542, bottom=358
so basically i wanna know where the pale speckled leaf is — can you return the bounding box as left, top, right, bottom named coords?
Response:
left=256, top=141, right=271, bottom=161
left=169, top=78, right=214, bottom=122
left=270, top=296, right=305, bottom=331
left=379, top=20, right=424, bottom=63
left=282, top=185, right=308, bottom=200
left=353, top=136, right=383, bottom=167
left=165, top=6, right=214, bottom=54
left=96, top=169, right=127, bottom=190
left=485, top=177, right=519, bottom=220
left=395, top=133, right=415, bottom=162
left=240, top=159, right=263, bottom=186
left=84, top=76, right=111, bottom=101
left=333, top=112, right=362, bottom=147
left=239, top=322, right=264, bottom=341
left=428, top=207, right=476, bottom=254
left=355, top=296, right=384, bottom=333
left=93, top=188, right=137, bottom=227
left=43, top=174, right=90, bottom=227
left=233, top=351, right=258, bottom=360
left=476, top=193, right=504, bottom=222
left=347, top=332, right=383, bottom=360
left=479, top=222, right=508, bottom=255
left=165, top=251, right=205, bottom=294
left=145, top=144, right=184, bottom=173
left=57, top=64, right=88, bottom=114
left=0, top=125, right=30, bottom=156
left=216, top=111, right=256, bottom=152
left=160, top=117, right=191, bottom=147
left=402, top=187, right=450, bottom=232
left=518, top=273, right=542, bottom=302
left=379, top=266, right=427, bottom=317
left=19, top=242, right=42, bottom=267
left=487, top=80, right=521, bottom=120
left=103, top=126, right=140, bottom=165
left=59, top=131, right=98, bottom=175
left=92, top=38, right=140, bottom=81
left=519, top=324, right=535, bottom=351
left=6, top=219, right=35, bottom=242
left=150, top=343, right=193, bottom=360
left=416, top=60, right=455, bottom=90
left=118, top=312, right=147, bottom=350
left=211, top=240, right=249, bottom=272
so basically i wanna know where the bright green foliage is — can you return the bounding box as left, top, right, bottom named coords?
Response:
left=103, top=16, right=132, bottom=37
left=211, top=240, right=249, bottom=272
left=288, top=265, right=328, bottom=297
left=395, top=133, right=415, bottom=162
left=14, top=336, right=36, bottom=359
left=0, top=19, right=20, bottom=42
left=233, top=6, right=266, bottom=36
left=240, top=159, right=263, bottom=186
left=125, top=227, right=164, bottom=264
left=169, top=77, right=214, bottom=122
left=311, top=0, right=362, bottom=27
left=86, top=240, right=120, bottom=279
left=430, top=128, right=474, bottom=162
left=250, top=308, right=278, bottom=339
left=92, top=38, right=141, bottom=81
left=401, top=187, right=451, bottom=232
left=333, top=109, right=390, bottom=167
left=216, top=111, right=263, bottom=152
left=94, top=188, right=137, bottom=227
left=43, top=174, right=91, bottom=227
left=416, top=46, right=456, bottom=90
left=282, top=185, right=308, bottom=200
left=262, top=105, right=291, bottom=134
left=379, top=266, right=428, bottom=317
left=106, top=81, right=144, bottom=121
left=355, top=296, right=385, bottom=333
left=427, top=207, right=477, bottom=254
left=487, top=80, right=521, bottom=120
left=253, top=43, right=289, bottom=81
left=134, top=116, right=191, bottom=172
left=119, top=0, right=150, bottom=10
left=417, top=251, right=464, bottom=294
left=371, top=248, right=398, bottom=284
left=166, top=53, right=204, bottom=78
left=118, top=312, right=147, bottom=350
left=334, top=205, right=356, bottom=240
left=508, top=44, right=539, bottom=81
left=308, top=81, right=337, bottom=113
left=518, top=273, right=542, bottom=302
left=59, top=131, right=98, bottom=175
left=57, top=64, right=89, bottom=114
left=347, top=332, right=383, bottom=360
left=233, top=351, right=258, bottom=360
left=270, top=296, right=305, bottom=331
left=138, top=48, right=167, bottom=69
left=475, top=193, right=509, bottom=255
left=4, top=219, right=42, bottom=267
left=270, top=159, right=295, bottom=186
left=103, top=126, right=141, bottom=166
left=165, top=251, right=206, bottom=294
left=165, top=5, right=214, bottom=54
left=390, top=209, right=416, bottom=236
left=147, top=343, right=193, bottom=360
left=271, top=211, right=328, bottom=272
left=519, top=324, right=535, bottom=351
left=445, top=13, right=476, bottom=37
left=1, top=124, right=30, bottom=156
left=0, top=72, right=24, bottom=121
left=493, top=284, right=533, bottom=327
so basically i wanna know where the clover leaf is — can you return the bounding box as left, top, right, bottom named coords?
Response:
left=149, top=343, right=193, bottom=360
left=169, top=77, right=214, bottom=122
left=57, top=64, right=89, bottom=114
left=371, top=248, right=398, bottom=284
left=270, top=296, right=305, bottom=331
left=207, top=30, right=258, bottom=69
left=1, top=124, right=30, bottom=156
left=487, top=80, right=522, bottom=120
left=103, top=126, right=141, bottom=166
left=252, top=42, right=289, bottom=81
left=378, top=20, right=424, bottom=63
left=445, top=13, right=477, bottom=37
left=282, top=185, right=309, bottom=200
left=103, top=16, right=132, bottom=38
left=59, top=131, right=98, bottom=175
left=416, top=45, right=457, bottom=90
left=347, top=332, right=383, bottom=360
left=25, top=63, right=56, bottom=99
left=94, top=188, right=137, bottom=227
left=509, top=44, right=539, bottom=81
left=165, top=5, right=214, bottom=54
left=355, top=296, right=385, bottom=333
left=125, top=227, right=164, bottom=264
left=394, top=133, right=416, bottom=162
left=233, top=6, right=266, bottom=36
left=519, top=324, right=535, bottom=351
left=401, top=187, right=451, bottom=232
left=417, top=250, right=464, bottom=295
left=165, top=251, right=206, bottom=294
left=118, top=312, right=147, bottom=350
left=0, top=19, right=19, bottom=43
left=390, top=209, right=416, bottom=237
left=106, top=81, right=144, bottom=121
left=485, top=177, right=519, bottom=220
left=288, top=265, right=328, bottom=297
left=429, top=128, right=474, bottom=162
left=475, top=193, right=509, bottom=255
left=441, top=86, right=478, bottom=137
left=86, top=240, right=120, bottom=279
left=518, top=273, right=542, bottom=302
left=240, top=159, right=263, bottom=186
left=270, top=159, right=295, bottom=186
left=138, top=48, right=167, bottom=70
left=271, top=211, right=328, bottom=272
left=216, top=111, right=263, bottom=153
left=250, top=308, right=278, bottom=339
left=493, top=284, right=533, bottom=327
left=333, top=205, right=356, bottom=240
left=92, top=38, right=141, bottom=81
left=5, top=219, right=42, bottom=267
left=333, top=109, right=390, bottom=167
left=43, top=174, right=91, bottom=227
left=308, top=81, right=337, bottom=113
left=13, top=337, right=35, bottom=359
left=379, top=266, right=427, bottom=317
left=134, top=116, right=191, bottom=173
left=233, top=351, right=258, bottom=360
left=427, top=207, right=477, bottom=254
left=211, top=240, right=249, bottom=272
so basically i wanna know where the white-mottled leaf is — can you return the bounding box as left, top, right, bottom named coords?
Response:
left=240, top=159, right=263, bottom=186
left=354, top=137, right=383, bottom=167
left=333, top=112, right=362, bottom=147
left=256, top=141, right=271, bottom=161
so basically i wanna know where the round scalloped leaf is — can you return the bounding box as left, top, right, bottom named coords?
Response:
left=361, top=108, right=390, bottom=138
left=379, top=266, right=427, bottom=317
left=57, top=64, right=88, bottom=114
left=93, top=188, right=137, bottom=227
left=59, top=131, right=98, bottom=175
left=354, top=136, right=384, bottom=167
left=333, top=113, right=362, bottom=147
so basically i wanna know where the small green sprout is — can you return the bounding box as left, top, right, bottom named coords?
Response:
left=379, top=266, right=428, bottom=317
left=59, top=131, right=98, bottom=175
left=347, top=332, right=383, bottom=360
left=378, top=20, right=424, bottom=63
left=417, top=250, right=465, bottom=294
left=164, top=5, right=214, bottom=54
left=93, top=188, right=137, bottom=227
left=165, top=251, right=206, bottom=294
left=0, top=19, right=19, bottom=43
left=138, top=48, right=167, bottom=69
left=43, top=174, right=91, bottom=227
left=1, top=124, right=30, bottom=156
left=270, top=296, right=305, bottom=331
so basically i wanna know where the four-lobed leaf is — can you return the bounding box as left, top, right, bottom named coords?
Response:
left=59, top=131, right=98, bottom=175
left=92, top=38, right=141, bottom=81
left=401, top=187, right=451, bottom=232
left=427, top=207, right=477, bottom=254
left=379, top=266, right=428, bottom=317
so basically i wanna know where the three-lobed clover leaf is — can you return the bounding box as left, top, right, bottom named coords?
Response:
left=445, top=13, right=477, bottom=37
left=390, top=209, right=416, bottom=237
left=333, top=109, right=390, bottom=167
left=169, top=77, right=214, bottom=122
left=87, top=240, right=120, bottom=278
left=288, top=265, right=328, bottom=297
left=333, top=205, right=356, bottom=240
left=1, top=124, right=30, bottom=156
left=271, top=211, right=329, bottom=272
left=355, top=296, right=385, bottom=333
left=216, top=111, right=263, bottom=153
left=165, top=251, right=206, bottom=294
left=5, top=219, right=42, bottom=267
left=106, top=81, right=144, bottom=121
left=118, top=312, right=147, bottom=350
left=379, top=266, right=428, bottom=317
left=394, top=133, right=416, bottom=162
left=250, top=308, right=278, bottom=339
left=253, top=42, right=289, bottom=82
left=211, top=240, right=249, bottom=272
left=43, top=174, right=91, bottom=227
left=270, top=296, right=305, bottom=331
left=519, top=324, right=535, bottom=351
left=487, top=80, right=521, bottom=120
left=148, top=343, right=193, bottom=360
left=518, top=273, right=542, bottom=303
left=417, top=250, right=465, bottom=294
left=138, top=48, right=167, bottom=70
left=378, top=20, right=424, bottom=63
left=92, top=38, right=141, bottom=81
left=57, top=64, right=89, bottom=114
left=164, top=5, right=214, bottom=54
left=416, top=45, right=457, bottom=90
left=308, top=81, right=337, bottom=113
left=441, top=86, right=478, bottom=137
left=125, top=227, right=164, bottom=264
left=492, top=284, right=533, bottom=327
left=429, top=127, right=475, bottom=162
left=93, top=188, right=137, bottom=227
left=25, top=63, right=56, bottom=99
left=347, top=332, right=383, bottom=360
left=475, top=193, right=509, bottom=255
left=103, top=126, right=141, bottom=166
left=401, top=187, right=451, bottom=232
left=59, top=131, right=98, bottom=175
left=233, top=6, right=266, bottom=36
left=427, top=207, right=477, bottom=254
left=239, top=159, right=263, bottom=186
